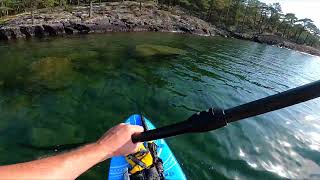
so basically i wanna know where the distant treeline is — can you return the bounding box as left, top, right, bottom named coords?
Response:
left=0, top=0, right=319, bottom=47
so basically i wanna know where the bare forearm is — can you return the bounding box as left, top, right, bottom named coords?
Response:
left=0, top=142, right=109, bottom=180
left=0, top=124, right=143, bottom=179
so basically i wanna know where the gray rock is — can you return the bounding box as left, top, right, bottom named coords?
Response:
left=0, top=2, right=218, bottom=40
left=0, top=28, right=12, bottom=40
left=64, top=26, right=78, bottom=35
left=43, top=23, right=65, bottom=36
left=0, top=27, right=25, bottom=40
left=20, top=25, right=37, bottom=38
left=72, top=23, right=91, bottom=34
left=34, top=25, right=46, bottom=38
left=254, top=34, right=284, bottom=45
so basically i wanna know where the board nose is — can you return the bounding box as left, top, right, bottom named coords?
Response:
left=126, top=114, right=142, bottom=126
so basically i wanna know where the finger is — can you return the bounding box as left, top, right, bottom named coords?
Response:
left=130, top=125, right=144, bottom=133
left=125, top=142, right=142, bottom=155
left=134, top=142, right=143, bottom=152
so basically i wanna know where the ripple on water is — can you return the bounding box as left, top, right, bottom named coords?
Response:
left=0, top=34, right=320, bottom=179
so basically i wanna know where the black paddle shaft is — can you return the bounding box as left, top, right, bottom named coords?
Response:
left=132, top=80, right=320, bottom=143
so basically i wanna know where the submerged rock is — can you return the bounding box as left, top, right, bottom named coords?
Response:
left=68, top=50, right=99, bottom=61
left=135, top=44, right=186, bottom=57
left=29, top=123, right=84, bottom=147
left=68, top=51, right=108, bottom=72
left=27, top=57, right=77, bottom=90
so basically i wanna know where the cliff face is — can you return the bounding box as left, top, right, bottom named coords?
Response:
left=0, top=2, right=221, bottom=40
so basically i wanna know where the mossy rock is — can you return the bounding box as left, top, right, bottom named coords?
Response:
left=69, top=51, right=110, bottom=72
left=0, top=18, right=8, bottom=25
left=27, top=57, right=77, bottom=90
left=0, top=56, right=31, bottom=90
left=135, top=44, right=186, bottom=58
left=68, top=50, right=99, bottom=61
left=8, top=95, right=31, bottom=112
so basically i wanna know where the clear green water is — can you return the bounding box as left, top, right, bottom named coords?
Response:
left=0, top=32, right=320, bottom=179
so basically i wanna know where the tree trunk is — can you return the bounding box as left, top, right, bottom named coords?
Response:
left=89, top=1, right=93, bottom=18
left=217, top=9, right=222, bottom=25
left=253, top=7, right=258, bottom=28
left=241, top=5, right=248, bottom=31
left=310, top=39, right=315, bottom=47
left=283, top=24, right=289, bottom=37
left=233, top=0, right=240, bottom=26
left=296, top=29, right=303, bottom=43
left=207, top=0, right=214, bottom=22
left=303, top=33, right=309, bottom=44
left=293, top=28, right=300, bottom=40
left=225, top=1, right=231, bottom=24
left=267, top=12, right=274, bottom=32
left=276, top=20, right=285, bottom=33
left=78, top=0, right=80, bottom=6
left=0, top=1, right=3, bottom=17
left=31, top=8, right=34, bottom=25
left=258, top=10, right=264, bottom=33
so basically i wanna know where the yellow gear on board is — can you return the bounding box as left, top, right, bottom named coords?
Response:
left=126, top=143, right=154, bottom=174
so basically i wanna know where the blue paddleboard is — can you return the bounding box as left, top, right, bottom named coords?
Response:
left=108, top=114, right=187, bottom=180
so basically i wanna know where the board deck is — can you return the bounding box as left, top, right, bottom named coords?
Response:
left=108, top=114, right=187, bottom=180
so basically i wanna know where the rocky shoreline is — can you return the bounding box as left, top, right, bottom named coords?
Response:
left=229, top=32, right=320, bottom=56
left=1, top=1, right=319, bottom=57
left=0, top=2, right=220, bottom=39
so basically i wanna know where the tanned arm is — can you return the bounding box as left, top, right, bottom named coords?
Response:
left=0, top=124, right=143, bottom=180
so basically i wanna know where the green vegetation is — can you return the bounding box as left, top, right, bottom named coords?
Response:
left=171, top=0, right=320, bottom=47
left=0, top=0, right=319, bottom=47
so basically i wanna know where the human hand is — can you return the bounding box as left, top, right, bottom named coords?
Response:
left=96, top=123, right=144, bottom=159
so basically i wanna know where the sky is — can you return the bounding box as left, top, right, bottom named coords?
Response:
left=260, top=0, right=320, bottom=28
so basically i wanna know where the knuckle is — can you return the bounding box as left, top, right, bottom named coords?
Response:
left=138, top=126, right=144, bottom=131
left=122, top=124, right=130, bottom=130
left=118, top=123, right=127, bottom=129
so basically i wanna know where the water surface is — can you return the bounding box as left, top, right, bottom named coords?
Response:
left=0, top=33, right=320, bottom=179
